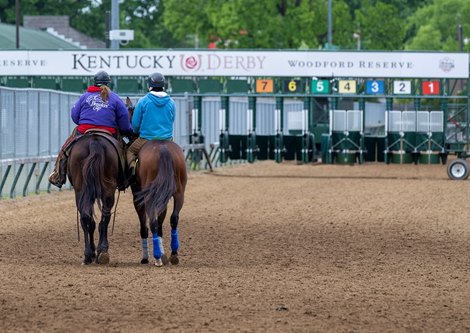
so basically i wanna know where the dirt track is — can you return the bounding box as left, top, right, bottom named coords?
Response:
left=1, top=161, right=470, bottom=333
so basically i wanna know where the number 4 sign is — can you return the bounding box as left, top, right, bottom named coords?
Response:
left=338, top=80, right=356, bottom=94
left=422, top=81, right=440, bottom=95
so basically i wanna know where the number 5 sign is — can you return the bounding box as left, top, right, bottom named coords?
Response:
left=422, top=81, right=440, bottom=95
left=311, top=79, right=329, bottom=94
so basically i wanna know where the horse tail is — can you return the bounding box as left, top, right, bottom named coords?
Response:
left=137, top=144, right=176, bottom=222
left=78, top=138, right=106, bottom=217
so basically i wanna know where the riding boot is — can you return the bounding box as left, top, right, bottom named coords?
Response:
left=48, top=153, right=67, bottom=188
left=127, top=160, right=136, bottom=186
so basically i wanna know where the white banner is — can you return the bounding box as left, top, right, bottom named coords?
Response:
left=0, top=50, right=467, bottom=78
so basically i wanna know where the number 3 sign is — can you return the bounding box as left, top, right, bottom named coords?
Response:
left=366, top=80, right=385, bottom=94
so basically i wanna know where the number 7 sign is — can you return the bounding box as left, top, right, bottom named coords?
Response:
left=256, top=79, right=274, bottom=93
left=422, top=81, right=440, bottom=95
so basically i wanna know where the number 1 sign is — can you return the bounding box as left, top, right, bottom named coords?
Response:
left=422, top=81, right=440, bottom=95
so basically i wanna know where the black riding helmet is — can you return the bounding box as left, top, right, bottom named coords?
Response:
left=148, top=72, right=165, bottom=88
left=94, top=71, right=111, bottom=87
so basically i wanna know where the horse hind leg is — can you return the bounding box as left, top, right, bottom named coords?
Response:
left=169, top=194, right=184, bottom=266
left=96, top=213, right=111, bottom=265
left=80, top=215, right=96, bottom=265
left=134, top=198, right=150, bottom=264
left=150, top=209, right=169, bottom=267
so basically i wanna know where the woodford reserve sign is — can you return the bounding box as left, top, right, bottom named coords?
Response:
left=0, top=50, right=467, bottom=78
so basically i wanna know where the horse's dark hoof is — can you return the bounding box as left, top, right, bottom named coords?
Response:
left=141, top=258, right=149, bottom=264
left=97, top=252, right=110, bottom=265
left=170, top=254, right=179, bottom=265
left=82, top=258, right=93, bottom=265
left=161, top=254, right=169, bottom=266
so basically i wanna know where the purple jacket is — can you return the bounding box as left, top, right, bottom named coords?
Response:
left=71, top=89, right=133, bottom=134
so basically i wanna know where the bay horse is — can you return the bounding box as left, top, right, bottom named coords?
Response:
left=126, top=99, right=187, bottom=266
left=67, top=132, right=123, bottom=265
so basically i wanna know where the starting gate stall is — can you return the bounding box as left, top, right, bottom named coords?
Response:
left=271, top=93, right=316, bottom=164
left=326, top=109, right=365, bottom=164
left=218, top=95, right=258, bottom=163
left=384, top=79, right=450, bottom=165
left=218, top=78, right=316, bottom=164
left=314, top=77, right=368, bottom=164
left=415, top=110, right=446, bottom=164
left=384, top=110, right=418, bottom=164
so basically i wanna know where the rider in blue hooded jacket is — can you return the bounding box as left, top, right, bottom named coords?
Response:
left=126, top=72, right=176, bottom=181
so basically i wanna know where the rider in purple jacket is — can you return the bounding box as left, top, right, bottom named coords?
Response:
left=48, top=71, right=133, bottom=188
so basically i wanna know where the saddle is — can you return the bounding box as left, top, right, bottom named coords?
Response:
left=65, top=129, right=128, bottom=191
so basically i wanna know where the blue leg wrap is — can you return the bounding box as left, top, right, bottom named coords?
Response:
left=171, top=229, right=179, bottom=252
left=152, top=234, right=162, bottom=259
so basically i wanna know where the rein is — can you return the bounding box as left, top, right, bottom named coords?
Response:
left=76, top=210, right=80, bottom=242
left=111, top=189, right=121, bottom=235
left=75, top=188, right=122, bottom=241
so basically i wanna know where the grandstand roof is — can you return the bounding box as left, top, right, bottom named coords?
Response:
left=0, top=22, right=80, bottom=49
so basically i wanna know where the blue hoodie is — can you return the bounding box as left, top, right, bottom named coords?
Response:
left=132, top=91, right=175, bottom=140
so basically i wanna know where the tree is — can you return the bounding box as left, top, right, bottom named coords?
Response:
left=355, top=2, right=405, bottom=50
left=406, top=0, right=470, bottom=51
left=163, top=0, right=357, bottom=49
left=119, top=0, right=184, bottom=48
left=0, top=0, right=462, bottom=52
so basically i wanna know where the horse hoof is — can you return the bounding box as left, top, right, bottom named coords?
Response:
left=154, top=259, right=163, bottom=267
left=82, top=256, right=93, bottom=265
left=97, top=252, right=110, bottom=265
left=161, top=254, right=169, bottom=266
left=170, top=254, right=179, bottom=265
left=141, top=258, right=149, bottom=264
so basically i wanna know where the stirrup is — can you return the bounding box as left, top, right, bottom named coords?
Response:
left=48, top=171, right=64, bottom=188
left=126, top=166, right=136, bottom=186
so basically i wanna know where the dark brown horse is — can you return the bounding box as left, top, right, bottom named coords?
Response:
left=126, top=99, right=187, bottom=267
left=67, top=133, right=122, bottom=265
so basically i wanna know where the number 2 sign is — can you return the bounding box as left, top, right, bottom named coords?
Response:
left=422, top=81, right=440, bottom=95
left=393, top=81, right=411, bottom=95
